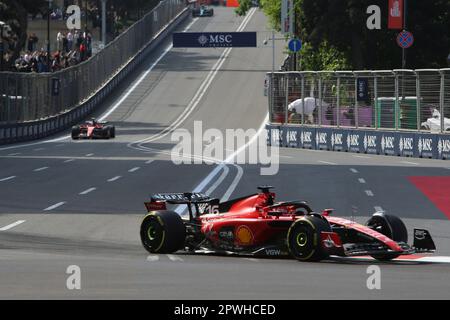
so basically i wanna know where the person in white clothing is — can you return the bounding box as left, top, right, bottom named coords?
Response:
left=56, top=31, right=63, bottom=51
left=67, top=30, right=74, bottom=51
left=288, top=97, right=330, bottom=124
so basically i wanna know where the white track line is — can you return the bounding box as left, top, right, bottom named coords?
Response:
left=128, top=167, right=140, bottom=172
left=358, top=178, right=366, bottom=184
left=350, top=168, right=358, bottom=173
left=44, top=201, right=66, bottom=211
left=85, top=153, right=94, bottom=157
left=0, top=220, right=26, bottom=231
left=79, top=187, right=96, bottom=195
left=63, top=159, right=75, bottom=163
left=129, top=8, right=257, bottom=150
left=365, top=190, right=374, bottom=197
left=401, top=161, right=419, bottom=165
left=353, top=155, right=371, bottom=159
left=7, top=152, right=21, bottom=156
left=33, top=166, right=49, bottom=172
left=0, top=176, right=16, bottom=182
left=33, top=148, right=45, bottom=151
left=107, top=176, right=122, bottom=182
left=146, top=255, right=160, bottom=262
left=145, top=160, right=154, bottom=164
left=99, top=18, right=199, bottom=122
left=167, top=254, right=184, bottom=262
left=318, top=160, right=337, bottom=165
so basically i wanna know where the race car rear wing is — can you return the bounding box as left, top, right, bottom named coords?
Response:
left=145, top=193, right=220, bottom=219
left=150, top=192, right=213, bottom=204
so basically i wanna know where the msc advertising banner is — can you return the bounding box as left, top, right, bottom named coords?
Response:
left=266, top=124, right=450, bottom=160
left=173, top=32, right=257, bottom=48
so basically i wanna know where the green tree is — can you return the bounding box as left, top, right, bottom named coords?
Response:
left=238, top=0, right=450, bottom=70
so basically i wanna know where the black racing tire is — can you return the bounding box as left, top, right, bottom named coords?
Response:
left=210, top=9, right=214, bottom=16
left=71, top=126, right=80, bottom=139
left=366, top=212, right=408, bottom=261
left=140, top=210, right=186, bottom=254
left=287, top=215, right=332, bottom=262
left=109, top=126, right=115, bottom=138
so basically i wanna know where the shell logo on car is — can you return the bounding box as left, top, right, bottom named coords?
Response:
left=236, top=225, right=254, bottom=245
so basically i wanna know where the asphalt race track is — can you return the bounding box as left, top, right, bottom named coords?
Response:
left=0, top=7, right=449, bottom=299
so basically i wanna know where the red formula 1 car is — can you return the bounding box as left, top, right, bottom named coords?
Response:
left=140, top=187, right=436, bottom=262
left=71, top=119, right=115, bottom=139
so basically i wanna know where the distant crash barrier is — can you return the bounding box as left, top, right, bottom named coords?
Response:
left=266, top=69, right=450, bottom=160
left=0, top=0, right=189, bottom=145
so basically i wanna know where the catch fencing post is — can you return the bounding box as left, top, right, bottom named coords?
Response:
left=394, top=71, right=399, bottom=131
left=415, top=71, right=421, bottom=132
left=440, top=70, right=445, bottom=134
left=336, top=73, right=340, bottom=128
left=285, top=75, right=289, bottom=124
left=318, top=74, right=322, bottom=127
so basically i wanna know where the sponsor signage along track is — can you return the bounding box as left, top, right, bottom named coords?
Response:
left=267, top=125, right=450, bottom=160
left=172, top=32, right=257, bottom=48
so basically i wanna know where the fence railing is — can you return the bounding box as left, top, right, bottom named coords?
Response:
left=0, top=0, right=186, bottom=124
left=268, top=69, right=450, bottom=133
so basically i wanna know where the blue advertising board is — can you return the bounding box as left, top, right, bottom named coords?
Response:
left=265, top=124, right=450, bottom=161
left=173, top=32, right=257, bottom=48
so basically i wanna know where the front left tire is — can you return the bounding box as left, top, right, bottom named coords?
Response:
left=287, top=215, right=332, bottom=262
left=71, top=126, right=80, bottom=139
left=366, top=212, right=408, bottom=261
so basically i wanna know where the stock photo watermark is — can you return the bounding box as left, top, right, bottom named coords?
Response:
left=366, top=265, right=381, bottom=290
left=170, top=121, right=279, bottom=175
left=66, top=265, right=81, bottom=290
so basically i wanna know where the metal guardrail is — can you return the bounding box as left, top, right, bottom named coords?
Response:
left=268, top=69, right=450, bottom=134
left=0, top=0, right=186, bottom=124
left=0, top=0, right=188, bottom=145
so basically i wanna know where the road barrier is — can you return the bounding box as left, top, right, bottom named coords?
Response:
left=266, top=70, right=450, bottom=160
left=266, top=124, right=450, bottom=160
left=0, top=0, right=188, bottom=145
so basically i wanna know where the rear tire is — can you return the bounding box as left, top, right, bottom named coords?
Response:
left=109, top=126, right=115, bottom=138
left=140, top=210, right=186, bottom=254
left=71, top=126, right=80, bottom=139
left=287, top=215, right=331, bottom=262
left=366, top=213, right=408, bottom=261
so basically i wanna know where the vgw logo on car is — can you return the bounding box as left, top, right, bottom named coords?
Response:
left=198, top=34, right=233, bottom=47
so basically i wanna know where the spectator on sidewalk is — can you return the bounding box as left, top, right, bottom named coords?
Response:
left=62, top=32, right=68, bottom=53
left=27, top=34, right=34, bottom=52
left=67, top=30, right=74, bottom=51
left=56, top=31, right=63, bottom=51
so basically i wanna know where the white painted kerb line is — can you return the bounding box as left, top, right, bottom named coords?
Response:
left=33, top=166, right=49, bottom=172
left=0, top=176, right=16, bottom=182
left=44, top=201, right=66, bottom=211
left=128, top=167, right=140, bottom=172
left=0, top=220, right=26, bottom=231
left=365, top=190, right=374, bottom=197
left=79, top=187, right=96, bottom=195
left=107, top=176, right=121, bottom=182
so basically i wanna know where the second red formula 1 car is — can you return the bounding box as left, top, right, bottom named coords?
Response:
left=71, top=118, right=115, bottom=139
left=140, top=187, right=436, bottom=262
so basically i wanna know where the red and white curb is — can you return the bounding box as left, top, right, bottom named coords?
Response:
left=340, top=254, right=450, bottom=264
